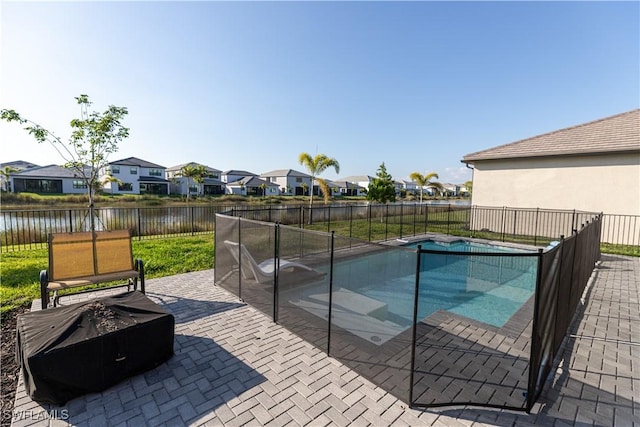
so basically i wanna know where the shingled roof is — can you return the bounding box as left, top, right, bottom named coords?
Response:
left=462, top=109, right=640, bottom=162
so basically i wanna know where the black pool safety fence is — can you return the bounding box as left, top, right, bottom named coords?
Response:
left=214, top=213, right=602, bottom=411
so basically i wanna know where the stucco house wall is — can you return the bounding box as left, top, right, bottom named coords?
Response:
left=470, top=153, right=640, bottom=216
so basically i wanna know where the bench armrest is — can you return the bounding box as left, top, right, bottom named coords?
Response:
left=40, top=270, right=49, bottom=309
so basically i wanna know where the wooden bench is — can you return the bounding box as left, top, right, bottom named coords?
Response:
left=40, top=230, right=145, bottom=309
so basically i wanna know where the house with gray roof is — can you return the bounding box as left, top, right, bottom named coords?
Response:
left=225, top=176, right=279, bottom=196
left=166, top=162, right=224, bottom=196
left=166, top=162, right=221, bottom=180
left=102, top=157, right=170, bottom=195
left=261, top=169, right=312, bottom=196
left=1, top=160, right=39, bottom=171
left=310, top=178, right=342, bottom=198
left=462, top=109, right=640, bottom=216
left=400, top=180, right=418, bottom=195
left=10, top=164, right=90, bottom=194
left=221, top=170, right=257, bottom=184
left=1, top=160, right=39, bottom=191
left=331, top=180, right=365, bottom=197
left=340, top=175, right=376, bottom=196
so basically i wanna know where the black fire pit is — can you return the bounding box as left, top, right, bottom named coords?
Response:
left=16, top=291, right=175, bottom=405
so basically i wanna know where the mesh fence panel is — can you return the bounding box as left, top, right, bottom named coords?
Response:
left=531, top=245, right=562, bottom=401
left=554, top=235, right=576, bottom=351
left=529, top=215, right=602, bottom=406
left=237, top=219, right=278, bottom=317
left=569, top=229, right=587, bottom=316
left=328, top=236, right=417, bottom=403
left=412, top=251, right=537, bottom=409
left=277, top=225, right=332, bottom=352
left=215, top=214, right=241, bottom=297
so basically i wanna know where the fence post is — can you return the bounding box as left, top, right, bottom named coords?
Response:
left=527, top=248, right=545, bottom=411
left=327, top=231, right=335, bottom=356
left=399, top=203, right=404, bottom=239
left=513, top=210, right=517, bottom=240
left=385, top=204, right=389, bottom=241
left=137, top=208, right=142, bottom=240
left=191, top=206, right=195, bottom=236
left=413, top=203, right=417, bottom=237
left=327, top=205, right=331, bottom=234
left=425, top=204, right=429, bottom=234
left=273, top=223, right=279, bottom=322
left=368, top=204, right=372, bottom=242
left=534, top=208, right=540, bottom=246
left=501, top=207, right=507, bottom=242
left=349, top=205, right=353, bottom=239
left=447, top=205, right=451, bottom=235
left=553, top=235, right=566, bottom=347
left=238, top=219, right=242, bottom=302
left=571, top=209, right=576, bottom=233
left=409, top=245, right=422, bottom=406
left=69, top=209, right=73, bottom=233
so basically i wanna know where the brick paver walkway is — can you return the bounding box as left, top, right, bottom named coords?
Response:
left=10, top=254, right=639, bottom=426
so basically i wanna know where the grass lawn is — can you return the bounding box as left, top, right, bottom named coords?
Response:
left=0, top=235, right=214, bottom=313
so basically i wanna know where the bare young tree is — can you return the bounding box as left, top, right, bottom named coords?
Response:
left=1, top=95, right=129, bottom=232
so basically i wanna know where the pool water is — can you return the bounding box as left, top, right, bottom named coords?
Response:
left=402, top=239, right=531, bottom=253
left=332, top=239, right=537, bottom=329
left=359, top=267, right=536, bottom=328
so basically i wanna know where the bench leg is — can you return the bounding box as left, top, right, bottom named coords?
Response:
left=52, top=291, right=60, bottom=308
left=136, top=259, right=146, bottom=294
left=40, top=270, right=50, bottom=310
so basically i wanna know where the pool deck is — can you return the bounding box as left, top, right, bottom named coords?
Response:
left=11, top=254, right=639, bottom=426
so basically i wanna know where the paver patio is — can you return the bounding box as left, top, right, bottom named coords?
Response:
left=10, top=254, right=639, bottom=426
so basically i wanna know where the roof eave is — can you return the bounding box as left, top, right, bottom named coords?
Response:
left=463, top=148, right=640, bottom=163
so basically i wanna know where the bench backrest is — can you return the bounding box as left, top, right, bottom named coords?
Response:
left=49, top=230, right=135, bottom=280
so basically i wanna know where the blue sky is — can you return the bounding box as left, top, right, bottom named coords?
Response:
left=1, top=1, right=638, bottom=183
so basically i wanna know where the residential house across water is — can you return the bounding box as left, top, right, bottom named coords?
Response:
left=102, top=157, right=170, bottom=195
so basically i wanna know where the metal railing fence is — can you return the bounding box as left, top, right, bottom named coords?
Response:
left=1, top=205, right=227, bottom=251
left=1, top=203, right=637, bottom=252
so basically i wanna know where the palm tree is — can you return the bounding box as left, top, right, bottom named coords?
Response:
left=177, top=164, right=207, bottom=199
left=0, top=166, right=17, bottom=192
left=409, top=171, right=443, bottom=207
left=316, top=179, right=332, bottom=204
left=464, top=180, right=473, bottom=196
left=101, top=174, right=122, bottom=195
left=298, top=152, right=340, bottom=209
left=259, top=183, right=267, bottom=198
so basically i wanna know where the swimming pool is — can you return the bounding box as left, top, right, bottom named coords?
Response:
left=400, top=238, right=536, bottom=327
left=287, top=238, right=538, bottom=345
